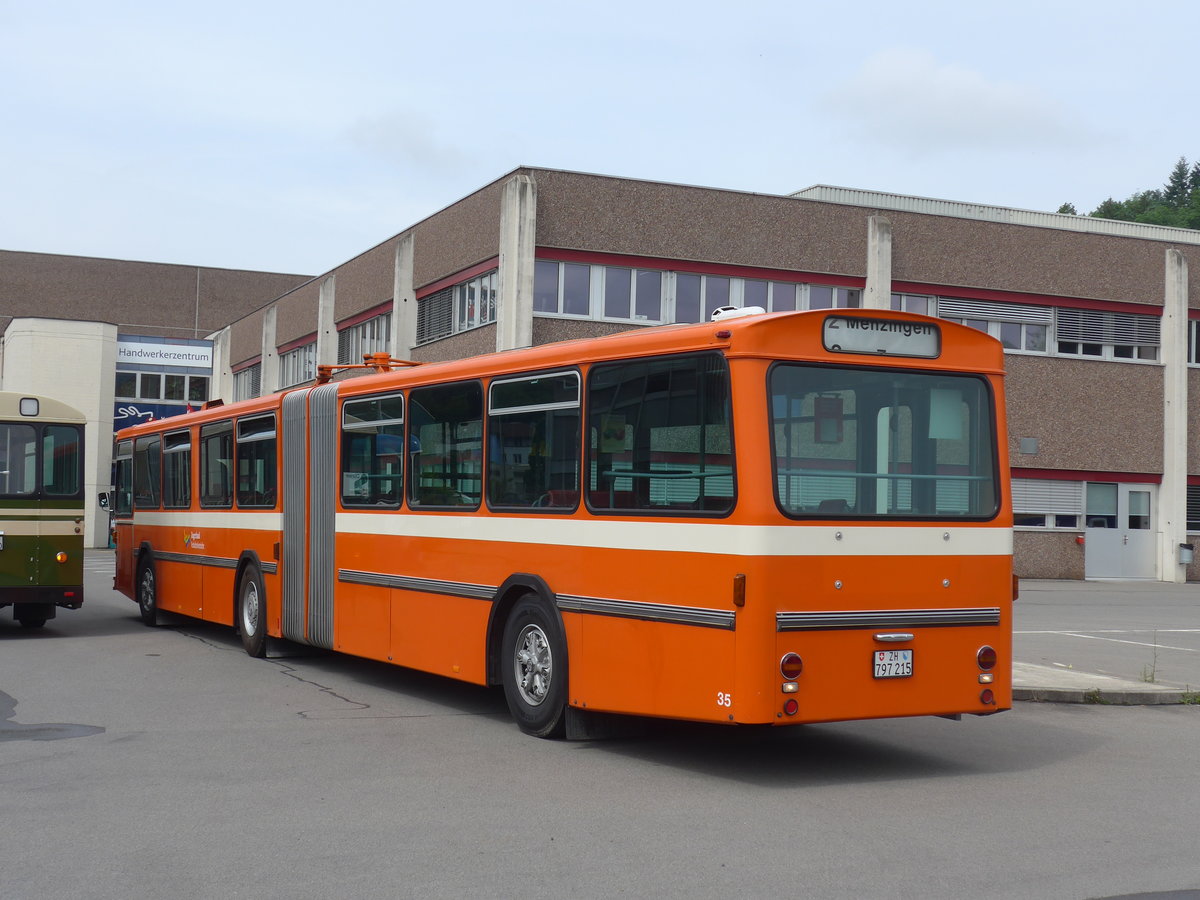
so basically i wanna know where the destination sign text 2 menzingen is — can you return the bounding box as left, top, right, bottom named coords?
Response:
left=822, top=316, right=941, bottom=358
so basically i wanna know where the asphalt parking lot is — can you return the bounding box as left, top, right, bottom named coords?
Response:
left=1013, top=578, right=1200, bottom=703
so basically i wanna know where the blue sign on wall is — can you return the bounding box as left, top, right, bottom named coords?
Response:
left=114, top=402, right=191, bottom=430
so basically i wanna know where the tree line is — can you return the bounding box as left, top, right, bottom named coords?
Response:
left=1058, top=157, right=1200, bottom=229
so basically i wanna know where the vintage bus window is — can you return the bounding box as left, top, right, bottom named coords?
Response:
left=42, top=425, right=82, bottom=496
left=200, top=422, right=233, bottom=508
left=161, top=430, right=191, bottom=509
left=114, top=439, right=133, bottom=516
left=236, top=415, right=277, bottom=508
left=769, top=365, right=997, bottom=519
left=342, top=394, right=404, bottom=507
left=133, top=434, right=161, bottom=509
left=0, top=423, right=37, bottom=496
left=408, top=382, right=482, bottom=508
left=587, top=353, right=734, bottom=513
left=488, top=371, right=580, bottom=510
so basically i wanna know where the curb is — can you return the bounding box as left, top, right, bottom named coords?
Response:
left=1014, top=687, right=1193, bottom=705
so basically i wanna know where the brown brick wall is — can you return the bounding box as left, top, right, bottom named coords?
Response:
left=333, top=240, right=399, bottom=321
left=1014, top=531, right=1085, bottom=579
left=0, top=249, right=308, bottom=340
left=1006, top=355, right=1162, bottom=473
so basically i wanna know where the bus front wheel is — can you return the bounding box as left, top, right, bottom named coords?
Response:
left=136, top=556, right=158, bottom=627
left=501, top=594, right=567, bottom=738
left=238, top=564, right=267, bottom=658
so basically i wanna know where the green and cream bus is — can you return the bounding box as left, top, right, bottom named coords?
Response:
left=0, top=392, right=86, bottom=628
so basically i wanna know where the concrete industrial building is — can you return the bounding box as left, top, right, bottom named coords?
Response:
left=7, top=167, right=1200, bottom=581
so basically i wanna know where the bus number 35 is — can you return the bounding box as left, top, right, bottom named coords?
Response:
left=716, top=692, right=732, bottom=708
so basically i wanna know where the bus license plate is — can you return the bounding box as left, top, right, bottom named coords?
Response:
left=873, top=649, right=913, bottom=679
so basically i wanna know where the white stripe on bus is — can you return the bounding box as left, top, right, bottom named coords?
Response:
left=125, top=510, right=1011, bottom=557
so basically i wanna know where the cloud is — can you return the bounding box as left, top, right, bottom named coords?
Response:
left=344, top=111, right=474, bottom=176
left=820, top=49, right=1094, bottom=152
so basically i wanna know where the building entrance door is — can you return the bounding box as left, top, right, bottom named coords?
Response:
left=1084, top=482, right=1156, bottom=579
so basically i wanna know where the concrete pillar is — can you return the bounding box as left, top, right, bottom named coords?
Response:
left=863, top=215, right=893, bottom=310
left=316, top=275, right=337, bottom=365
left=209, top=326, right=233, bottom=406
left=1158, top=249, right=1189, bottom=582
left=497, top=173, right=537, bottom=351
left=391, top=234, right=416, bottom=359
left=260, top=305, right=279, bottom=395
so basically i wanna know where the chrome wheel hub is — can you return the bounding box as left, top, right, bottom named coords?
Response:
left=513, top=624, right=553, bottom=707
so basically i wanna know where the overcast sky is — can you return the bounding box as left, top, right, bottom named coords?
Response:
left=3, top=0, right=1196, bottom=276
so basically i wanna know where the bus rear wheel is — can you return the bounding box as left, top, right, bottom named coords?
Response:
left=136, top=556, right=158, bottom=626
left=18, top=616, right=46, bottom=629
left=501, top=594, right=567, bottom=738
left=238, top=564, right=267, bottom=658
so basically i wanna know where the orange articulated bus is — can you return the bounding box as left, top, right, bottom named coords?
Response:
left=112, top=307, right=1012, bottom=737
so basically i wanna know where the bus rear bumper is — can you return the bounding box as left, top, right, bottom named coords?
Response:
left=1, top=585, right=85, bottom=615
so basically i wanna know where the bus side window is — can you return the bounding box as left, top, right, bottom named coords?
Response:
left=113, top=439, right=134, bottom=516
left=200, top=422, right=233, bottom=508
left=408, top=382, right=482, bottom=509
left=586, top=353, right=733, bottom=514
left=487, top=371, right=580, bottom=510
left=133, top=434, right=161, bottom=509
left=236, top=415, right=277, bottom=508
left=162, top=430, right=192, bottom=509
left=0, top=423, right=37, bottom=496
left=341, top=393, right=404, bottom=508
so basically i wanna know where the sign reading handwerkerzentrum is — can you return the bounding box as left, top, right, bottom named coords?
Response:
left=116, top=338, right=214, bottom=368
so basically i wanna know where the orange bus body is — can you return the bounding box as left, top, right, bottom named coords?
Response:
left=113, top=309, right=1012, bottom=735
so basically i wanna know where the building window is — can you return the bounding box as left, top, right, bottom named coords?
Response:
left=1012, top=478, right=1083, bottom=529
left=457, top=271, right=497, bottom=332
left=891, top=293, right=933, bottom=316
left=532, top=261, right=860, bottom=326
left=1187, top=321, right=1200, bottom=366
left=233, top=364, right=261, bottom=402
left=116, top=371, right=208, bottom=404
left=1187, top=484, right=1200, bottom=531
left=279, top=342, right=316, bottom=388
left=338, top=313, right=391, bottom=364
left=937, top=298, right=1053, bottom=354
left=416, top=269, right=499, bottom=346
left=1055, top=308, right=1159, bottom=361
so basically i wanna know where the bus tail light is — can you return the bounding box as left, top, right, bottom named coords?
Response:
left=980, top=689, right=995, bottom=706
left=976, top=645, right=997, bottom=670
left=56, top=551, right=68, bottom=563
left=780, top=652, right=803, bottom=679
left=783, top=698, right=799, bottom=716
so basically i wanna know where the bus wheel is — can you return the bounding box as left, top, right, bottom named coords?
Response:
left=238, top=564, right=267, bottom=658
left=18, top=616, right=46, bottom=629
left=137, top=556, right=159, bottom=626
left=501, top=594, right=567, bottom=738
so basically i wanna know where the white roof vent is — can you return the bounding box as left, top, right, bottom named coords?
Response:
left=710, top=306, right=766, bottom=322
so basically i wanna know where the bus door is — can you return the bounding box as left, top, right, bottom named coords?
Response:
left=281, top=384, right=339, bottom=648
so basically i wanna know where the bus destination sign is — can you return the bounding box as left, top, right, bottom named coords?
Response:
left=822, top=316, right=940, bottom=358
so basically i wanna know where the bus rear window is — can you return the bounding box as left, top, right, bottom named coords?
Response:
left=769, top=364, right=997, bottom=519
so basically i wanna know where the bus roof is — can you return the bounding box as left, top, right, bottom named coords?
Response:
left=0, top=391, right=87, bottom=423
